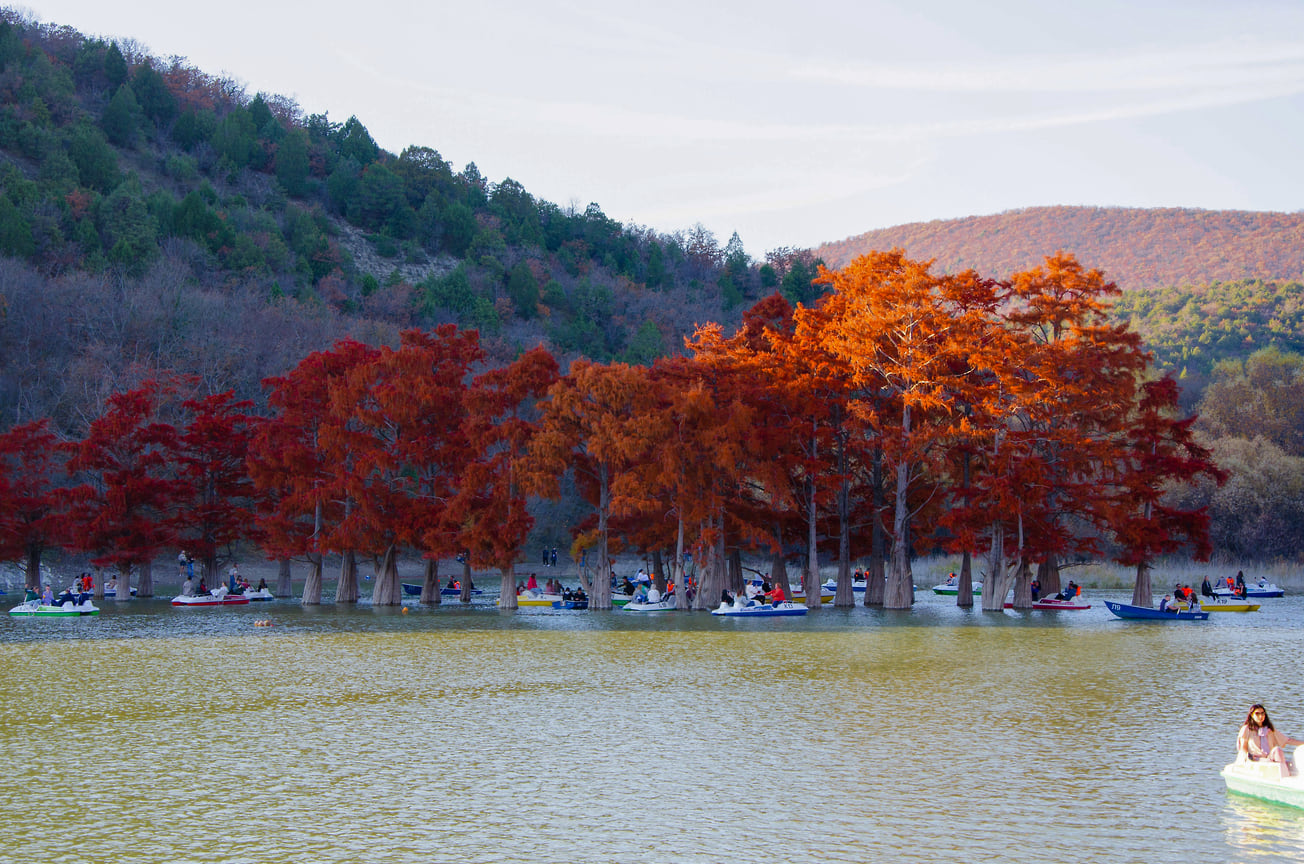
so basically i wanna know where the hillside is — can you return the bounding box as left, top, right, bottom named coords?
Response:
left=815, top=206, right=1304, bottom=290
left=0, top=10, right=769, bottom=435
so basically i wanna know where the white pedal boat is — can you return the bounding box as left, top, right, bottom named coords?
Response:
left=712, top=599, right=808, bottom=617
left=622, top=597, right=678, bottom=612
left=9, top=599, right=100, bottom=617
left=171, top=587, right=250, bottom=607
left=1222, top=756, right=1304, bottom=809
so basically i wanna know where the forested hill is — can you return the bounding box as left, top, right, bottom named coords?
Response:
left=815, top=207, right=1304, bottom=290
left=0, top=11, right=782, bottom=435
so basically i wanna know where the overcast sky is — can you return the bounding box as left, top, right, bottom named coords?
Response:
left=19, top=1, right=1304, bottom=257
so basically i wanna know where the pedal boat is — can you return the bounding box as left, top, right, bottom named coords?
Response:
left=171, top=587, right=251, bottom=607
left=8, top=599, right=100, bottom=617
left=1222, top=756, right=1304, bottom=809
left=711, top=599, right=808, bottom=617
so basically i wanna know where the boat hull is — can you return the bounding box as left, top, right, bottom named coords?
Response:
left=933, top=582, right=982, bottom=596
left=1215, top=585, right=1283, bottom=598
left=402, top=583, right=482, bottom=597
left=1222, top=761, right=1304, bottom=809
left=1104, top=600, right=1208, bottom=620
left=171, top=593, right=251, bottom=607
left=623, top=598, right=678, bottom=612
left=8, top=601, right=99, bottom=617
left=711, top=601, right=808, bottom=617
left=1004, top=598, right=1091, bottom=610
left=1177, top=601, right=1259, bottom=612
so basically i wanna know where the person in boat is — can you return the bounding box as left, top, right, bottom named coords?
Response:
left=525, top=573, right=539, bottom=592
left=1239, top=704, right=1304, bottom=778
left=257, top=578, right=268, bottom=592
left=1201, top=576, right=1216, bottom=602
left=1157, top=594, right=1173, bottom=613
left=57, top=585, right=77, bottom=606
left=1236, top=571, right=1247, bottom=597
left=40, top=584, right=53, bottom=605
left=621, top=576, right=636, bottom=596
left=197, top=577, right=207, bottom=595
left=721, top=588, right=734, bottom=607
left=645, top=582, right=662, bottom=604
left=763, top=583, right=785, bottom=606
left=1053, top=582, right=1076, bottom=602
left=945, top=572, right=957, bottom=586
left=1029, top=577, right=1041, bottom=600
left=24, top=586, right=38, bottom=602
left=181, top=575, right=195, bottom=596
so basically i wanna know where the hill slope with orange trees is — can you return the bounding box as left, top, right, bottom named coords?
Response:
left=815, top=207, right=1304, bottom=290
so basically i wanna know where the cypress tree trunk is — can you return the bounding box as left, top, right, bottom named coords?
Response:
left=673, top=515, right=689, bottom=610
left=92, top=566, right=105, bottom=600
left=276, top=559, right=291, bottom=598
left=1132, top=561, right=1153, bottom=607
left=806, top=462, right=820, bottom=610
left=1010, top=558, right=1033, bottom=609
left=137, top=559, right=153, bottom=597
left=652, top=549, right=666, bottom=587
left=420, top=557, right=440, bottom=605
left=865, top=445, right=886, bottom=607
left=957, top=550, right=974, bottom=608
left=885, top=431, right=914, bottom=609
left=499, top=566, right=518, bottom=609
left=981, top=523, right=1006, bottom=611
left=24, top=546, right=41, bottom=591
left=460, top=558, right=474, bottom=604
left=336, top=549, right=358, bottom=603
left=592, top=463, right=613, bottom=610
left=301, top=554, right=322, bottom=604
left=372, top=545, right=401, bottom=606
left=835, top=426, right=853, bottom=607
left=772, top=550, right=791, bottom=603
left=116, top=563, right=132, bottom=602
left=728, top=549, right=743, bottom=596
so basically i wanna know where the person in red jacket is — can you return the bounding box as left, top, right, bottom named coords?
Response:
left=763, top=584, right=785, bottom=606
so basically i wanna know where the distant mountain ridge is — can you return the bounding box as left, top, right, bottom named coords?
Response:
left=815, top=206, right=1304, bottom=290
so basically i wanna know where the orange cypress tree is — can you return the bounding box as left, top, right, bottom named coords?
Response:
left=524, top=360, right=655, bottom=610
left=249, top=340, right=379, bottom=604
left=815, top=252, right=1003, bottom=609
left=455, top=346, right=559, bottom=609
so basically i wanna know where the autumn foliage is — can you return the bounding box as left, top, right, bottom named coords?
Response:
left=0, top=252, right=1223, bottom=610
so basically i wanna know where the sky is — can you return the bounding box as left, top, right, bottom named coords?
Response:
left=17, top=0, right=1304, bottom=257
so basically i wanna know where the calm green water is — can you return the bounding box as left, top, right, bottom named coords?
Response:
left=3, top=590, right=1304, bottom=863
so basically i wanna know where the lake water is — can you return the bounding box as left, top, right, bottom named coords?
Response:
left=3, top=588, right=1304, bottom=863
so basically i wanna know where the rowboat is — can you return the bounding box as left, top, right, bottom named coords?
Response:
left=711, top=599, right=808, bottom=618
left=8, top=599, right=99, bottom=618
left=499, top=590, right=564, bottom=608
left=1222, top=757, right=1304, bottom=809
left=1176, top=600, right=1259, bottom=612
left=1103, top=600, right=1208, bottom=621
left=823, top=578, right=867, bottom=593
